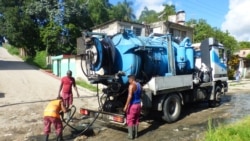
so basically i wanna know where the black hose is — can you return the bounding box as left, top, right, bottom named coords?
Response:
left=74, top=83, right=103, bottom=137
left=62, top=105, right=77, bottom=131
left=81, top=55, right=88, bottom=77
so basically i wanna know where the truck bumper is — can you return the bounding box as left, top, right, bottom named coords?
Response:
left=80, top=108, right=126, bottom=125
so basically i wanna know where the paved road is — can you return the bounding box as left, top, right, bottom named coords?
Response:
left=0, top=47, right=98, bottom=140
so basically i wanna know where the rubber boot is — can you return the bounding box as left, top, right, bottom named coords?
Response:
left=57, top=133, right=63, bottom=141
left=44, top=134, right=49, bottom=141
left=127, top=126, right=133, bottom=140
left=134, top=125, right=139, bottom=138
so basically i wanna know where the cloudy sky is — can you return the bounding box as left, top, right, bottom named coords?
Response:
left=110, top=0, right=250, bottom=41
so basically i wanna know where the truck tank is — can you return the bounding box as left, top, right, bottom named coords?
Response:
left=81, top=30, right=194, bottom=87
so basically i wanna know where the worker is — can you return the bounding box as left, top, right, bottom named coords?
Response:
left=123, top=74, right=142, bottom=139
left=58, top=70, right=79, bottom=119
left=43, top=97, right=69, bottom=141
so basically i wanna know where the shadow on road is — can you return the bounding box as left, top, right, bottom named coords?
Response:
left=0, top=96, right=97, bottom=107
left=0, top=60, right=37, bottom=70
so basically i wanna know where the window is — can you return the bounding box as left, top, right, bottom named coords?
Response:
left=169, top=28, right=174, bottom=34
left=134, top=27, right=142, bottom=36
left=218, top=48, right=225, bottom=63
left=181, top=31, right=186, bottom=39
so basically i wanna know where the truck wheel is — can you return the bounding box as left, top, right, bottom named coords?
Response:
left=209, top=86, right=221, bottom=107
left=162, top=94, right=181, bottom=123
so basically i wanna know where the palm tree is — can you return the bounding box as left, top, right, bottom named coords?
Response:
left=158, top=4, right=176, bottom=20
left=110, top=0, right=135, bottom=22
left=122, top=0, right=136, bottom=21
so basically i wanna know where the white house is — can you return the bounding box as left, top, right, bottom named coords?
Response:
left=91, top=20, right=146, bottom=36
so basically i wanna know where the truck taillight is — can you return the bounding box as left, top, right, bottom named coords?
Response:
left=80, top=109, right=89, bottom=115
left=113, top=115, right=125, bottom=123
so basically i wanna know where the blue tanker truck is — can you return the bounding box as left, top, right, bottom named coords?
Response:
left=78, top=29, right=228, bottom=124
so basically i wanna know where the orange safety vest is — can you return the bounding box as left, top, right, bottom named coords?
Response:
left=43, top=99, right=62, bottom=119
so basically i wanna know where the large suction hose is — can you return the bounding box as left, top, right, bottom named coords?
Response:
left=60, top=83, right=106, bottom=139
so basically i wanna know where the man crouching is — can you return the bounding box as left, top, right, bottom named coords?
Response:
left=43, top=97, right=69, bottom=141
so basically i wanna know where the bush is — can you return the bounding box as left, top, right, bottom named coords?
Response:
left=34, top=51, right=47, bottom=69
left=4, top=44, right=19, bottom=55
left=228, top=69, right=235, bottom=80
left=24, top=51, right=47, bottom=69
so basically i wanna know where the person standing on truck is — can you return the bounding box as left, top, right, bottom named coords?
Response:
left=58, top=70, right=79, bottom=119
left=123, top=74, right=142, bottom=139
left=43, top=97, right=69, bottom=141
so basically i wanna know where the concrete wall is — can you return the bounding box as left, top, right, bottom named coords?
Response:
left=75, top=57, right=88, bottom=81
left=149, top=21, right=193, bottom=41
left=93, top=21, right=120, bottom=35
left=92, top=21, right=145, bottom=36
left=52, top=55, right=76, bottom=78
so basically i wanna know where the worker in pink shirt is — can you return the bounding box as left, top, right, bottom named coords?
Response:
left=58, top=70, right=79, bottom=119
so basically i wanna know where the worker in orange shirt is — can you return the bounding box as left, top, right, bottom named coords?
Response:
left=43, top=97, right=69, bottom=141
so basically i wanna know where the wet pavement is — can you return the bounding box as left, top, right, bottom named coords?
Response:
left=24, top=80, right=250, bottom=141
left=54, top=92, right=250, bottom=141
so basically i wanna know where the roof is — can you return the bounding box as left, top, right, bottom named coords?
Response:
left=165, top=21, right=193, bottom=31
left=91, top=19, right=145, bottom=30
left=149, top=20, right=193, bottom=31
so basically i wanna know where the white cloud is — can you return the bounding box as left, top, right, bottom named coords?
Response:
left=221, top=0, right=250, bottom=41
left=134, top=0, right=172, bottom=18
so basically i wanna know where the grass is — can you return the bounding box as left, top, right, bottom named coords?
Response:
left=4, top=44, right=19, bottom=55
left=24, top=51, right=48, bottom=69
left=205, top=117, right=250, bottom=141
left=76, top=80, right=98, bottom=92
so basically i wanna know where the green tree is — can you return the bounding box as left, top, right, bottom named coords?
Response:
left=187, top=19, right=214, bottom=43
left=121, top=0, right=135, bottom=21
left=109, top=0, right=135, bottom=21
left=26, top=0, right=90, bottom=55
left=87, top=0, right=111, bottom=25
left=0, top=0, right=41, bottom=56
left=138, top=7, right=158, bottom=24
left=186, top=19, right=237, bottom=52
left=238, top=41, right=250, bottom=49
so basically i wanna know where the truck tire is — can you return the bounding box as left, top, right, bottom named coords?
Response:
left=209, top=86, right=221, bottom=107
left=162, top=94, right=181, bottom=123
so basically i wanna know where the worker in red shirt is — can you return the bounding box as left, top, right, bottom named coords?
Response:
left=43, top=97, right=69, bottom=141
left=58, top=70, right=79, bottom=119
left=123, top=75, right=141, bottom=139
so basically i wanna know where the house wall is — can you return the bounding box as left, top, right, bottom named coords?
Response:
left=52, top=56, right=76, bottom=78
left=92, top=21, right=145, bottom=36
left=150, top=21, right=166, bottom=34
left=239, top=50, right=250, bottom=58
left=149, top=21, right=193, bottom=41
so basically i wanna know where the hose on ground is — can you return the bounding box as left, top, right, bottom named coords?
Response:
left=60, top=83, right=106, bottom=138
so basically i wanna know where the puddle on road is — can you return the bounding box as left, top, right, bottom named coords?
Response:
left=154, top=93, right=250, bottom=141
left=227, top=93, right=250, bottom=123
left=182, top=93, right=250, bottom=140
